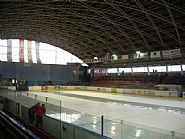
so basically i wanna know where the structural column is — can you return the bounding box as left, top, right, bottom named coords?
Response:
left=180, top=64, right=184, bottom=76
left=117, top=68, right=120, bottom=76
left=166, top=65, right=169, bottom=74
left=147, top=66, right=150, bottom=76
left=131, top=66, right=133, bottom=76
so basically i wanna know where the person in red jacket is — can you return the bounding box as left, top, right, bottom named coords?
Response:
left=35, top=103, right=46, bottom=128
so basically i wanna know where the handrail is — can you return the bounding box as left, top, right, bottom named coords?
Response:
left=0, top=111, right=39, bottom=139
left=2, top=107, right=56, bottom=139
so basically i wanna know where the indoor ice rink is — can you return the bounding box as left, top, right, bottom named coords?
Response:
left=1, top=1, right=185, bottom=139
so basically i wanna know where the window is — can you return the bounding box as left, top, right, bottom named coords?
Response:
left=39, top=43, right=56, bottom=64
left=168, top=65, right=181, bottom=72
left=132, top=67, right=148, bottom=72
left=0, top=39, right=86, bottom=65
left=149, top=66, right=166, bottom=72
left=119, top=68, right=132, bottom=73
left=107, top=68, right=117, bottom=73
left=0, top=39, right=7, bottom=61
left=182, top=65, right=185, bottom=71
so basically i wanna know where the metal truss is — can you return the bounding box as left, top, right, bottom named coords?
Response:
left=0, top=0, right=185, bottom=62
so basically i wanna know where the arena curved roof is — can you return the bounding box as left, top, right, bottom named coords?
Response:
left=0, top=0, right=185, bottom=62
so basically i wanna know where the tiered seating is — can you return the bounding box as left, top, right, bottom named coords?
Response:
left=92, top=75, right=160, bottom=88
left=162, top=75, right=185, bottom=85
left=93, top=73, right=185, bottom=88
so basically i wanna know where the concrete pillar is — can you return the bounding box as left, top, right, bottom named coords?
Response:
left=147, top=66, right=150, bottom=76
left=105, top=69, right=108, bottom=76
left=166, top=65, right=168, bottom=73
left=131, top=66, right=133, bottom=76
left=117, top=68, right=120, bottom=76
left=180, top=64, right=184, bottom=76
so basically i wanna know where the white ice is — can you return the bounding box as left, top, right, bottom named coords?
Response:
left=30, top=91, right=185, bottom=139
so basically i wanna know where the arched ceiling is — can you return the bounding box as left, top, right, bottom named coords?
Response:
left=0, top=0, right=185, bottom=61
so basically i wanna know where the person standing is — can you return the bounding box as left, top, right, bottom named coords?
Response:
left=28, top=102, right=40, bottom=124
left=35, top=103, right=46, bottom=128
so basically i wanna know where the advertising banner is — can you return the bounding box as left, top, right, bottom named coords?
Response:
left=19, top=39, right=24, bottom=63
left=27, top=40, right=33, bottom=63
left=7, top=39, right=12, bottom=62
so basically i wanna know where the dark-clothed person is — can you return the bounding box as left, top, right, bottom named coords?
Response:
left=28, top=102, right=40, bottom=124
left=36, top=104, right=46, bottom=128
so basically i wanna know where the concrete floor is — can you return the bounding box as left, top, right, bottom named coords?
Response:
left=30, top=91, right=185, bottom=139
